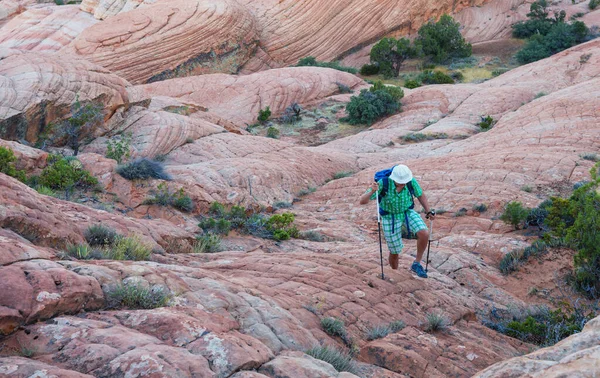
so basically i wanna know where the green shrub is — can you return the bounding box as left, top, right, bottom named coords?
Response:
left=39, top=155, right=98, bottom=190
left=172, top=189, right=194, bottom=212
left=473, top=203, right=488, bottom=213
left=369, top=81, right=404, bottom=101
left=258, top=106, right=271, bottom=123
left=370, top=37, right=417, bottom=78
left=65, top=243, right=91, bottom=260
left=35, top=185, right=57, bottom=197
left=499, top=249, right=524, bottom=274
left=198, top=217, right=232, bottom=235
left=297, top=57, right=358, bottom=74
left=516, top=21, right=589, bottom=64
left=366, top=325, right=391, bottom=340
left=454, top=208, right=468, bottom=217
left=342, top=89, right=400, bottom=125
left=477, top=115, right=496, bottom=131
left=105, top=134, right=131, bottom=164
left=281, top=103, right=303, bottom=124
left=491, top=68, right=509, bottom=77
left=500, top=201, right=529, bottom=229
left=580, top=153, right=600, bottom=162
left=333, top=171, right=354, bottom=179
left=404, top=79, right=421, bottom=89
left=106, top=283, right=170, bottom=309
left=321, top=317, right=347, bottom=338
left=568, top=189, right=600, bottom=298
left=417, top=70, right=454, bottom=84
left=389, top=320, right=406, bottom=332
left=482, top=302, right=593, bottom=346
left=337, top=82, right=353, bottom=94
left=297, top=187, right=316, bottom=196
left=415, top=15, right=472, bottom=63
left=299, top=230, right=327, bottom=242
left=267, top=212, right=299, bottom=241
left=0, top=146, right=26, bottom=182
left=85, top=224, right=118, bottom=247
left=266, top=127, right=280, bottom=139
left=144, top=182, right=172, bottom=206
left=117, top=158, right=170, bottom=181
left=306, top=346, right=357, bottom=374
left=591, top=0, right=599, bottom=10
left=273, top=201, right=293, bottom=210
left=193, top=233, right=222, bottom=253
left=359, top=64, right=380, bottom=76
left=425, top=311, right=451, bottom=332
left=111, top=235, right=152, bottom=261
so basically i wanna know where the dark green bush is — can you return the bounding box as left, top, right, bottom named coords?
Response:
left=415, top=15, right=472, bottom=63
left=591, top=0, right=599, bottom=10
left=417, top=70, right=455, bottom=85
left=39, top=155, right=98, bottom=190
left=0, top=146, right=26, bottom=182
left=144, top=184, right=193, bottom=212
left=297, top=57, right=358, bottom=74
left=106, top=283, right=170, bottom=309
left=500, top=201, right=529, bottom=229
left=516, top=21, right=589, bottom=64
left=258, top=106, right=271, bottom=123
left=116, top=158, right=170, bottom=181
left=370, top=37, right=417, bottom=78
left=342, top=89, right=400, bottom=125
left=359, top=64, right=380, bottom=76
left=478, top=115, right=495, bottom=131
left=404, top=79, right=421, bottom=89
left=492, top=68, right=509, bottom=77
left=85, top=225, right=119, bottom=247
left=473, top=203, right=488, bottom=213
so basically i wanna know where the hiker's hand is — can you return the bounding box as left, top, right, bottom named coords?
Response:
left=426, top=210, right=436, bottom=220
left=369, top=182, right=379, bottom=193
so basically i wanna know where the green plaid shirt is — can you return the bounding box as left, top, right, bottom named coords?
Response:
left=369, top=178, right=423, bottom=214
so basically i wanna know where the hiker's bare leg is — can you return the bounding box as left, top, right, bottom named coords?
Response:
left=389, top=253, right=399, bottom=270
left=415, top=229, right=429, bottom=263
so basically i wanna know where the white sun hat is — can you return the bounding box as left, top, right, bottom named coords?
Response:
left=389, top=165, right=413, bottom=184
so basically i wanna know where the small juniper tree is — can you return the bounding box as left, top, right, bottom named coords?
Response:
left=370, top=37, right=417, bottom=78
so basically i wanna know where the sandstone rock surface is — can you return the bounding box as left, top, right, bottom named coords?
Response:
left=0, top=51, right=129, bottom=143
left=68, top=0, right=259, bottom=84
left=473, top=317, right=600, bottom=378
left=0, top=6, right=97, bottom=52
left=131, top=67, right=364, bottom=127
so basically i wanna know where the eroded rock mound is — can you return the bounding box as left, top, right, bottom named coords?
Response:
left=473, top=317, right=600, bottom=377
left=131, top=67, right=364, bottom=126
left=0, top=6, right=97, bottom=52
left=68, top=0, right=259, bottom=84
left=0, top=51, right=129, bottom=144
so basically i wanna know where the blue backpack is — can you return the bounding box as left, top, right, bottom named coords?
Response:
left=374, top=166, right=416, bottom=235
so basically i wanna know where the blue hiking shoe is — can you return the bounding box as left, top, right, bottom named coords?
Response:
left=411, top=261, right=428, bottom=278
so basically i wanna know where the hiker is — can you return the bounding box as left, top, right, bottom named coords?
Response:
left=359, top=165, right=435, bottom=278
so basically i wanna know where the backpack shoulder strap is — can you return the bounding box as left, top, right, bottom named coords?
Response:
left=406, top=181, right=415, bottom=196
left=378, top=177, right=389, bottom=202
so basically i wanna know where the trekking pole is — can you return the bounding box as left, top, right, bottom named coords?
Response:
left=376, top=191, right=385, bottom=280
left=425, top=217, right=434, bottom=273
